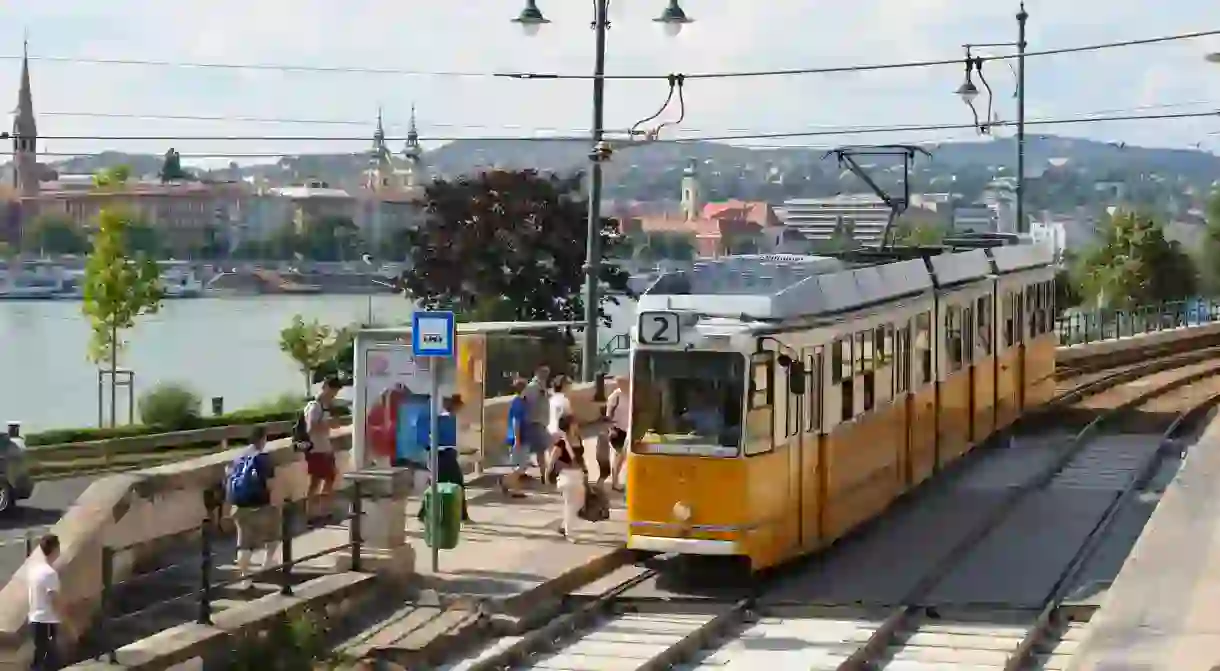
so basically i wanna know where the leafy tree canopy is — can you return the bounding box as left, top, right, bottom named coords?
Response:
left=400, top=169, right=631, bottom=326
left=93, top=164, right=132, bottom=188
left=1074, top=209, right=1196, bottom=310
left=81, top=209, right=164, bottom=363
left=1198, top=192, right=1220, bottom=297
left=24, top=214, right=88, bottom=255
left=159, top=148, right=190, bottom=183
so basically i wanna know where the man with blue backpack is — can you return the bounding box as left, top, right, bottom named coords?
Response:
left=226, top=425, right=280, bottom=590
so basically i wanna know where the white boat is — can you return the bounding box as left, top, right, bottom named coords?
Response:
left=159, top=264, right=205, bottom=299
left=0, top=265, right=64, bottom=300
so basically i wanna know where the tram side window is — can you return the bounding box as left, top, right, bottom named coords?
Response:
left=804, top=350, right=821, bottom=433
left=1042, top=281, right=1054, bottom=334
left=1003, top=294, right=1015, bottom=347
left=945, top=305, right=964, bottom=373
left=858, top=331, right=875, bottom=413
left=895, top=322, right=911, bottom=393
left=977, top=296, right=993, bottom=356
left=784, top=360, right=800, bottom=438
left=962, top=305, right=975, bottom=365
left=1026, top=286, right=1037, bottom=340
left=915, top=312, right=933, bottom=386
left=840, top=337, right=854, bottom=422
left=875, top=325, right=894, bottom=406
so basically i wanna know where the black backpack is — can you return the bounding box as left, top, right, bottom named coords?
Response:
left=291, top=401, right=315, bottom=453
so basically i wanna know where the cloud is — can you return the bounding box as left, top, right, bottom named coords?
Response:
left=0, top=0, right=1218, bottom=159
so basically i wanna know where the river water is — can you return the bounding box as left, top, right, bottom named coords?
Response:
left=0, top=296, right=634, bottom=432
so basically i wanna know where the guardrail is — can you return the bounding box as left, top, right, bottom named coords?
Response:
left=91, top=490, right=365, bottom=661
left=1056, top=299, right=1220, bottom=346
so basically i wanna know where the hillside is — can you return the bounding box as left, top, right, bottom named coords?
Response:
left=22, top=135, right=1220, bottom=212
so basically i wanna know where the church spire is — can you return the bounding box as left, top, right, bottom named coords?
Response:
left=403, top=103, right=421, bottom=162
left=13, top=35, right=39, bottom=196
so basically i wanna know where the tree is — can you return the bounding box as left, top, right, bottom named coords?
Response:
left=300, top=215, right=360, bottom=261
left=23, top=214, right=88, bottom=256
left=81, top=209, right=165, bottom=427
left=1198, top=193, right=1220, bottom=297
left=279, top=315, right=347, bottom=394
left=93, top=165, right=132, bottom=189
left=159, top=148, right=189, bottom=183
left=400, top=169, right=631, bottom=326
left=1075, top=209, right=1197, bottom=310
left=123, top=219, right=163, bottom=257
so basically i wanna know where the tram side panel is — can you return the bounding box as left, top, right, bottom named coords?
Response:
left=1023, top=279, right=1058, bottom=409
left=972, top=294, right=997, bottom=443
left=995, top=288, right=1023, bottom=430
left=908, top=312, right=938, bottom=486
left=799, top=346, right=824, bottom=553
left=937, top=295, right=973, bottom=467
left=746, top=351, right=801, bottom=568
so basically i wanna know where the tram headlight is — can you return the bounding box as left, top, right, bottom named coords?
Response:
left=672, top=501, right=692, bottom=522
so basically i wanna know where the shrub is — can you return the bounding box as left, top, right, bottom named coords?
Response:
left=228, top=608, right=352, bottom=671
left=138, top=382, right=203, bottom=429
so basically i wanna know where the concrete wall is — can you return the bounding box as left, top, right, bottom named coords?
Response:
left=0, top=381, right=607, bottom=670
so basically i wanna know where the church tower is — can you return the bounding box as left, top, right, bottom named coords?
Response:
left=364, top=107, right=393, bottom=190
left=680, top=158, right=701, bottom=221
left=401, top=104, right=422, bottom=189
left=12, top=39, right=38, bottom=196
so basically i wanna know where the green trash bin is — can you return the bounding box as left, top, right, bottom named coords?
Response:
left=423, top=482, right=462, bottom=550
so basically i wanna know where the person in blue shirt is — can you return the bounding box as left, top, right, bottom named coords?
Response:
left=416, top=394, right=471, bottom=524
left=500, top=378, right=530, bottom=498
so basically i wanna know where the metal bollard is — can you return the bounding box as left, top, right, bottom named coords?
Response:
left=280, top=502, right=294, bottom=596
left=349, top=481, right=363, bottom=573
left=198, top=522, right=213, bottom=625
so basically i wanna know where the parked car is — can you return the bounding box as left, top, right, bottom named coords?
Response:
left=0, top=430, right=34, bottom=513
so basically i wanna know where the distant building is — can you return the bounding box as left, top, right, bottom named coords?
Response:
left=780, top=194, right=891, bottom=244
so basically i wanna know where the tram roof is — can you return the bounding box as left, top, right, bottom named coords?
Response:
left=637, top=242, right=1052, bottom=322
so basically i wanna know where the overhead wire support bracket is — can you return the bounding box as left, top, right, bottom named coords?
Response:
left=822, top=144, right=932, bottom=251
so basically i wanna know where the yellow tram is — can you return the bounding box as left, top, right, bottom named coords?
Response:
left=625, top=243, right=1056, bottom=571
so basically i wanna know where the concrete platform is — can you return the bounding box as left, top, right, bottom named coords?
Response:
left=1070, top=420, right=1220, bottom=670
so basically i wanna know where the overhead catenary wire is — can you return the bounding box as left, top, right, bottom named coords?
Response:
left=5, top=107, right=1218, bottom=158
left=2, top=27, right=1219, bottom=82
left=35, top=98, right=1220, bottom=137
left=16, top=107, right=1220, bottom=145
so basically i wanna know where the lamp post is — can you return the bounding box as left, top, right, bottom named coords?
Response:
left=956, top=3, right=1028, bottom=234
left=1206, top=52, right=1220, bottom=63
left=513, top=0, right=693, bottom=383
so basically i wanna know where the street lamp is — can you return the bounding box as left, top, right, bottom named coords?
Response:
left=1206, top=52, right=1220, bottom=63
left=512, top=0, right=694, bottom=383
left=954, top=2, right=1028, bottom=234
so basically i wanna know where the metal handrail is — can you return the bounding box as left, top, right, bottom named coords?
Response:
left=1056, top=299, right=1220, bottom=346
left=94, top=483, right=365, bottom=662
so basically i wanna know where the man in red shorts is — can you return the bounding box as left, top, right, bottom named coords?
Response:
left=304, top=376, right=344, bottom=523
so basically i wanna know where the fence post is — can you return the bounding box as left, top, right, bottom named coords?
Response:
left=280, top=502, right=294, bottom=596
left=100, top=546, right=116, bottom=663
left=198, top=522, right=213, bottom=625
left=350, top=481, right=363, bottom=573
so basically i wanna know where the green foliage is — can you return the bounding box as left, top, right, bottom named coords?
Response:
left=263, top=216, right=362, bottom=262
left=81, top=209, right=164, bottom=364
left=1075, top=209, right=1197, bottom=310
left=227, top=608, right=352, bottom=671
left=23, top=214, right=88, bottom=255
left=138, top=382, right=203, bottom=429
left=123, top=219, right=163, bottom=257
left=159, top=148, right=189, bottom=183
left=401, top=169, right=632, bottom=326
left=1199, top=193, right=1220, bottom=297
left=279, top=315, right=349, bottom=392
left=241, top=392, right=310, bottom=415
left=1054, top=267, right=1083, bottom=313
left=92, top=165, right=132, bottom=188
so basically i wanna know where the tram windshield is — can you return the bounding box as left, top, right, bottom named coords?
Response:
left=631, top=350, right=745, bottom=456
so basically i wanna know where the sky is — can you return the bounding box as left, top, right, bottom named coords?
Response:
left=2, top=0, right=1220, bottom=165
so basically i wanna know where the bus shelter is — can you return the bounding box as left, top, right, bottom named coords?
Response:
left=351, top=320, right=586, bottom=475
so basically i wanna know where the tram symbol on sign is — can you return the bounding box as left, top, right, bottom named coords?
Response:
left=411, top=311, right=457, bottom=357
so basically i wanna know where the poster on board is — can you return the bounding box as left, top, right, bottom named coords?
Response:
left=358, top=341, right=456, bottom=467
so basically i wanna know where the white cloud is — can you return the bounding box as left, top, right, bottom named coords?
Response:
left=0, top=0, right=1218, bottom=160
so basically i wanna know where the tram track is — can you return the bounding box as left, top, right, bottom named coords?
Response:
left=442, top=353, right=1220, bottom=671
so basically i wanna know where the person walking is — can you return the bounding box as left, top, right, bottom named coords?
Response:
left=417, top=394, right=471, bottom=524
left=522, top=364, right=552, bottom=481
left=302, top=377, right=344, bottom=524
left=549, top=415, right=586, bottom=541
left=226, top=425, right=280, bottom=591
left=598, top=377, right=630, bottom=492
left=547, top=375, right=576, bottom=441
left=28, top=534, right=69, bottom=671
left=500, top=378, right=529, bottom=498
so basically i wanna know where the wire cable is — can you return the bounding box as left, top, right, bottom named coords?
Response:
left=4, top=108, right=1215, bottom=158
left=16, top=107, right=1219, bottom=145
left=4, top=27, right=1219, bottom=82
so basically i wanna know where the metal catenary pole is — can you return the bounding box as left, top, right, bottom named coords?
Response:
left=580, top=0, right=609, bottom=384
left=1016, top=2, right=1028, bottom=234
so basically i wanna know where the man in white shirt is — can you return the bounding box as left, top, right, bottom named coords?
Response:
left=28, top=534, right=68, bottom=671
left=303, top=377, right=343, bottom=522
